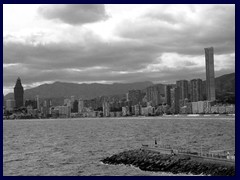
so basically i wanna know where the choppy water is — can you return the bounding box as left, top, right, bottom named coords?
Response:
left=3, top=116, right=235, bottom=176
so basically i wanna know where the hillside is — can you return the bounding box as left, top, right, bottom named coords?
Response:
left=202, top=73, right=235, bottom=94
left=202, top=72, right=235, bottom=103
left=4, top=73, right=235, bottom=104
left=215, top=73, right=235, bottom=94
left=5, top=81, right=153, bottom=100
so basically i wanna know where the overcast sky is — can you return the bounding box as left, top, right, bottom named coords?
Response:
left=3, top=4, right=235, bottom=95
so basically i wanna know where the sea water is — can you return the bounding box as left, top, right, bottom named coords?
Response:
left=3, top=116, right=235, bottom=176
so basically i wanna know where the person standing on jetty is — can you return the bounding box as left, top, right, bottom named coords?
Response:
left=227, top=152, right=230, bottom=159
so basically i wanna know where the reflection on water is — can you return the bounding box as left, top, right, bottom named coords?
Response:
left=3, top=117, right=235, bottom=176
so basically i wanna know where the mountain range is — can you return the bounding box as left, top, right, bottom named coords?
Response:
left=5, top=81, right=153, bottom=100
left=5, top=73, right=235, bottom=103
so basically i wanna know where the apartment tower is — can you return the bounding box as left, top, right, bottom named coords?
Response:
left=204, top=47, right=216, bottom=101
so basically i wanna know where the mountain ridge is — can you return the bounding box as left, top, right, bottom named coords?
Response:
left=5, top=81, right=154, bottom=100
left=4, top=73, right=235, bottom=101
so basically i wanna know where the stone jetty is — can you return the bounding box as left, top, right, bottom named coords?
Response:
left=101, top=149, right=235, bottom=176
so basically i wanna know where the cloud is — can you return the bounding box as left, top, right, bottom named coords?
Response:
left=3, top=38, right=158, bottom=72
left=38, top=4, right=108, bottom=25
left=3, top=4, right=235, bottom=94
left=115, top=4, right=235, bottom=55
left=3, top=40, right=234, bottom=92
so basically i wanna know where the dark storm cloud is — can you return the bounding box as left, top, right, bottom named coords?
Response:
left=116, top=5, right=235, bottom=55
left=38, top=4, right=108, bottom=25
left=3, top=40, right=159, bottom=72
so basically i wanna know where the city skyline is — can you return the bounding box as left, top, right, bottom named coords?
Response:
left=3, top=4, right=235, bottom=95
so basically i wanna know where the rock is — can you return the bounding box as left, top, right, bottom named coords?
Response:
left=101, top=148, right=235, bottom=176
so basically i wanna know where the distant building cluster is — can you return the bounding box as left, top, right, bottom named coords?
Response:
left=3, top=47, right=235, bottom=120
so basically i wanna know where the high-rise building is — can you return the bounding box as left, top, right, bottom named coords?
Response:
left=133, top=104, right=141, bottom=116
left=64, top=98, right=71, bottom=106
left=126, top=90, right=142, bottom=106
left=89, top=98, right=98, bottom=110
left=205, top=47, right=216, bottom=101
left=71, top=96, right=75, bottom=102
left=165, top=85, right=172, bottom=106
left=35, top=95, right=40, bottom=111
left=42, top=99, right=52, bottom=117
left=72, top=100, right=78, bottom=113
left=102, top=101, right=110, bottom=117
left=14, top=77, right=24, bottom=108
left=179, top=98, right=189, bottom=108
left=190, top=79, right=203, bottom=102
left=70, top=96, right=75, bottom=109
left=146, top=84, right=165, bottom=107
left=6, top=99, right=15, bottom=111
left=122, top=106, right=130, bottom=116
left=170, top=87, right=180, bottom=114
left=55, top=105, right=71, bottom=118
left=43, top=99, right=52, bottom=108
left=126, top=93, right=129, bottom=101
left=176, top=80, right=188, bottom=100
left=78, top=99, right=85, bottom=113
left=25, top=99, right=37, bottom=109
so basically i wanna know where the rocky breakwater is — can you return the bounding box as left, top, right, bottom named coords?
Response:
left=101, top=149, right=235, bottom=176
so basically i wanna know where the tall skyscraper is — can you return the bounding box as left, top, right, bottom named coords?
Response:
left=70, top=96, right=75, bottom=109
left=170, top=87, right=180, bottom=114
left=102, top=101, right=110, bottom=117
left=205, top=47, right=216, bottom=101
left=43, top=99, right=52, bottom=108
left=43, top=99, right=52, bottom=117
left=165, top=85, right=172, bottom=106
left=176, top=80, right=189, bottom=100
left=146, top=84, right=165, bottom=107
left=127, top=89, right=142, bottom=106
left=190, top=79, right=203, bottom=102
left=36, top=95, right=40, bottom=111
left=78, top=99, right=85, bottom=113
left=14, top=77, right=24, bottom=108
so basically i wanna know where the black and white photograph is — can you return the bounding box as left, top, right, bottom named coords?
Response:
left=3, top=4, right=235, bottom=176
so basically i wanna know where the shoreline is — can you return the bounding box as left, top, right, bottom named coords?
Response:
left=3, top=115, right=235, bottom=122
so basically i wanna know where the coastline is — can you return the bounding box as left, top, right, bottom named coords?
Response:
left=3, top=114, right=235, bottom=121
